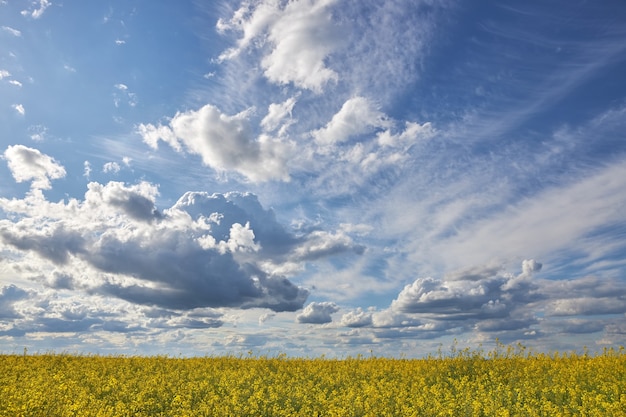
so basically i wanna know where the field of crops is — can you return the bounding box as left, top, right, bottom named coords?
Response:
left=1, top=346, right=625, bottom=416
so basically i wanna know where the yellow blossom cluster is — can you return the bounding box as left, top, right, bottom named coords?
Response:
left=0, top=346, right=624, bottom=416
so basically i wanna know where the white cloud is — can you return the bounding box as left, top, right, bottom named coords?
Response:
left=0, top=69, right=9, bottom=79
left=83, top=161, right=92, bottom=178
left=302, top=98, right=436, bottom=194
left=1, top=26, right=21, bottom=36
left=115, top=39, right=126, bottom=45
left=28, top=125, right=48, bottom=142
left=377, top=121, right=435, bottom=147
left=258, top=312, right=275, bottom=324
left=3, top=145, right=66, bottom=189
left=313, top=96, right=390, bottom=145
left=113, top=84, right=137, bottom=107
left=359, top=260, right=626, bottom=344
left=103, top=162, right=121, bottom=174
left=333, top=0, right=446, bottom=99
left=137, top=104, right=293, bottom=182
left=21, top=0, right=52, bottom=19
left=261, top=96, right=298, bottom=133
left=296, top=301, right=339, bottom=324
left=291, top=229, right=364, bottom=261
left=0, top=172, right=362, bottom=314
left=0, top=183, right=309, bottom=311
left=8, top=80, right=22, bottom=87
left=340, top=307, right=373, bottom=327
left=12, top=104, right=25, bottom=115
left=218, top=0, right=341, bottom=92
left=429, top=159, right=626, bottom=269
left=197, top=222, right=261, bottom=255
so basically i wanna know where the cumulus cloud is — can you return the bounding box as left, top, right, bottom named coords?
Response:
left=340, top=307, right=373, bottom=327
left=0, top=285, right=155, bottom=337
left=103, top=161, right=121, bottom=174
left=356, top=260, right=626, bottom=343
left=0, top=183, right=308, bottom=312
left=137, top=104, right=292, bottom=182
left=291, top=229, right=365, bottom=261
left=296, top=301, right=339, bottom=324
left=85, top=181, right=161, bottom=222
left=0, top=159, right=364, bottom=315
left=306, top=97, right=436, bottom=188
left=390, top=261, right=542, bottom=319
left=217, top=0, right=341, bottom=92
left=3, top=145, right=66, bottom=189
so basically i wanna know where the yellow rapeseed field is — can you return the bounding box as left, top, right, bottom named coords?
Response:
left=1, top=345, right=624, bottom=416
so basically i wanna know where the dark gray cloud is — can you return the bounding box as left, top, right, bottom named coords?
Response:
left=171, top=191, right=297, bottom=253
left=85, top=181, right=161, bottom=222
left=0, top=225, right=86, bottom=265
left=541, top=318, right=606, bottom=335
left=99, top=320, right=145, bottom=333
left=37, top=316, right=102, bottom=333
left=0, top=284, right=29, bottom=319
left=474, top=317, right=539, bottom=332
left=391, top=274, right=514, bottom=319
left=44, top=272, right=75, bottom=290
left=96, top=263, right=307, bottom=312
left=0, top=182, right=367, bottom=313
left=354, top=260, right=626, bottom=344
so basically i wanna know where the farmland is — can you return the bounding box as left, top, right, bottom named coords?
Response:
left=1, top=346, right=624, bottom=416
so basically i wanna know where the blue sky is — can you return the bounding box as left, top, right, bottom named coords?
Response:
left=1, top=0, right=625, bottom=357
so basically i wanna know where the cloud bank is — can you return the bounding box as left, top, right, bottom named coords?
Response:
left=0, top=147, right=365, bottom=317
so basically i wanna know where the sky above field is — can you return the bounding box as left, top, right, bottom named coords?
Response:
left=1, top=0, right=626, bottom=357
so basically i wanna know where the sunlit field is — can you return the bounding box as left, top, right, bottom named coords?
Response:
left=1, top=345, right=624, bottom=416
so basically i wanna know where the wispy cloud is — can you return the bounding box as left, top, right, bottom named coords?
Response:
left=21, top=0, right=52, bottom=19
left=1, top=26, right=21, bottom=37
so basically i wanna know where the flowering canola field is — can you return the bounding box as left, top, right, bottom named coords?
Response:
left=1, top=347, right=625, bottom=416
